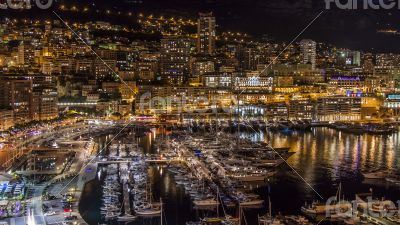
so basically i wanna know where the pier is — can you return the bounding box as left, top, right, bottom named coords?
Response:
left=96, top=158, right=183, bottom=164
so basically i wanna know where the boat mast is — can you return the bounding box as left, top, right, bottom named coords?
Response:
left=269, top=196, right=272, bottom=217
left=217, top=187, right=219, bottom=217
left=236, top=78, right=240, bottom=151
left=160, top=198, right=163, bottom=225
left=238, top=204, right=242, bottom=225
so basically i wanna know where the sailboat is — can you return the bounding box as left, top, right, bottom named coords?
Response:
left=187, top=189, right=239, bottom=225
left=193, top=198, right=220, bottom=207
left=135, top=189, right=162, bottom=217
left=118, top=213, right=137, bottom=222
left=193, top=184, right=220, bottom=207
left=258, top=196, right=285, bottom=225
left=135, top=203, right=162, bottom=216
left=301, top=183, right=351, bottom=215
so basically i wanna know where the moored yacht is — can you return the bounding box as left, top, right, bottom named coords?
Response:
left=193, top=198, right=219, bottom=207
left=362, top=171, right=386, bottom=179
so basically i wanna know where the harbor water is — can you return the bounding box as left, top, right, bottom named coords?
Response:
left=79, top=127, right=400, bottom=225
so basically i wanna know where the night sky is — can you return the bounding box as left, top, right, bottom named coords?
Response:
left=5, top=0, right=400, bottom=52
left=133, top=0, right=400, bottom=52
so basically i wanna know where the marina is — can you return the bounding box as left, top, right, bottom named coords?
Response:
left=78, top=126, right=400, bottom=225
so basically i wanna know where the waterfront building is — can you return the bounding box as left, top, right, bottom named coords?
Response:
left=383, top=93, right=400, bottom=116
left=315, top=96, right=362, bottom=122
left=136, top=86, right=212, bottom=115
left=300, top=39, right=317, bottom=69
left=197, top=12, right=216, bottom=55
left=361, top=96, right=381, bottom=120
left=288, top=98, right=314, bottom=120
left=264, top=102, right=288, bottom=120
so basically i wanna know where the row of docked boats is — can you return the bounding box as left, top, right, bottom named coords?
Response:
left=100, top=137, right=163, bottom=222
left=129, top=157, right=162, bottom=217
left=162, top=132, right=290, bottom=208
left=362, top=170, right=400, bottom=185
left=180, top=132, right=292, bottom=182
left=329, top=122, right=398, bottom=135
left=187, top=120, right=312, bottom=133
left=168, top=165, right=219, bottom=208
left=179, top=120, right=399, bottom=135
left=301, top=184, right=400, bottom=225
left=185, top=215, right=313, bottom=225
left=101, top=164, right=122, bottom=220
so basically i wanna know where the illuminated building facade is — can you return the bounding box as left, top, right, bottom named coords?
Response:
left=234, top=76, right=273, bottom=93
left=315, top=96, right=362, bottom=122
left=288, top=99, right=314, bottom=120
left=383, top=94, right=400, bottom=115
left=197, top=12, right=216, bottom=55
left=300, top=39, right=316, bottom=69
left=160, top=37, right=190, bottom=86
left=0, top=79, right=33, bottom=124
left=203, top=73, right=232, bottom=88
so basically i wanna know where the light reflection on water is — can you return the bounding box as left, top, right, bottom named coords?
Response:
left=242, top=128, right=400, bottom=216
left=80, top=128, right=400, bottom=224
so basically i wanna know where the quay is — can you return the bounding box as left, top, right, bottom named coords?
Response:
left=96, top=158, right=184, bottom=164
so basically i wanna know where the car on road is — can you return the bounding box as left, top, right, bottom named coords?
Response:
left=44, top=211, right=56, bottom=216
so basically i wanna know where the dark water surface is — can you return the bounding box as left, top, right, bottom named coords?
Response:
left=79, top=128, right=400, bottom=225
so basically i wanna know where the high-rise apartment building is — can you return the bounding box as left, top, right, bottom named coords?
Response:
left=197, top=12, right=216, bottom=55
left=31, top=76, right=58, bottom=121
left=362, top=53, right=375, bottom=73
left=160, top=37, right=190, bottom=86
left=18, top=42, right=35, bottom=66
left=0, top=79, right=33, bottom=124
left=300, top=39, right=316, bottom=69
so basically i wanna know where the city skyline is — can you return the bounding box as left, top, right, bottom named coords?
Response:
left=0, top=2, right=400, bottom=225
left=2, top=0, right=400, bottom=52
